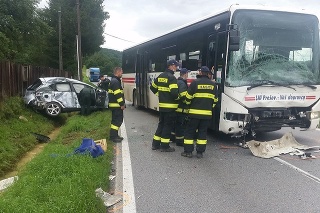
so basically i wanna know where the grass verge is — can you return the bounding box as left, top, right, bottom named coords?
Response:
left=0, top=110, right=112, bottom=212
left=0, top=97, right=65, bottom=177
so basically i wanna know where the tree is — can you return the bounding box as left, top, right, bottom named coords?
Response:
left=84, top=48, right=122, bottom=76
left=43, top=0, right=109, bottom=73
left=0, top=0, right=51, bottom=63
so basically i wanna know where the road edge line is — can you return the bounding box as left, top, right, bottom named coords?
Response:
left=121, top=121, right=137, bottom=213
left=274, top=157, right=320, bottom=184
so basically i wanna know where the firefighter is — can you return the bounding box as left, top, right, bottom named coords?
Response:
left=174, top=68, right=190, bottom=146
left=181, top=66, right=218, bottom=158
left=150, top=59, right=179, bottom=152
left=98, top=75, right=110, bottom=91
left=108, top=67, right=125, bottom=143
left=79, top=86, right=95, bottom=115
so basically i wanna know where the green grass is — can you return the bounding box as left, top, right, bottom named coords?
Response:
left=0, top=110, right=112, bottom=212
left=0, top=97, right=65, bottom=177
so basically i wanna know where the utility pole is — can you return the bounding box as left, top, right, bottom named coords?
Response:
left=58, top=8, right=63, bottom=73
left=76, top=0, right=82, bottom=81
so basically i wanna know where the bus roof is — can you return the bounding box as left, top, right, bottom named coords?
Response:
left=124, top=4, right=319, bottom=52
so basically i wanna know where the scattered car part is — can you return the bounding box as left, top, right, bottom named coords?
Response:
left=31, top=132, right=50, bottom=143
left=247, top=132, right=310, bottom=158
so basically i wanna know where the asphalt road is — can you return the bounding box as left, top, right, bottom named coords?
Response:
left=111, top=103, right=320, bottom=213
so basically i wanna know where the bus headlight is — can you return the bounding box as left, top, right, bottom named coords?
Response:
left=306, top=111, right=320, bottom=120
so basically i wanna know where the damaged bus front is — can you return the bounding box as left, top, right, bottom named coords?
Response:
left=220, top=8, right=320, bottom=136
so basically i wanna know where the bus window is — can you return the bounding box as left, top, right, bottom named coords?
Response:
left=167, top=55, right=176, bottom=60
left=289, top=48, right=312, bottom=62
left=151, top=63, right=156, bottom=72
left=180, top=53, right=186, bottom=60
left=189, top=50, right=200, bottom=60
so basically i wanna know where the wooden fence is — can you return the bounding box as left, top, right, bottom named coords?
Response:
left=0, top=61, right=72, bottom=101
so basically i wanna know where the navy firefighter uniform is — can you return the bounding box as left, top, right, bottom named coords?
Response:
left=181, top=66, right=218, bottom=158
left=174, top=68, right=190, bottom=146
left=150, top=59, right=180, bottom=152
left=108, top=74, right=125, bottom=142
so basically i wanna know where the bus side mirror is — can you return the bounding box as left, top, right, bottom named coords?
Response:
left=229, top=30, right=240, bottom=51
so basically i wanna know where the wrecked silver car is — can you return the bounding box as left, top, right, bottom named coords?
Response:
left=24, top=77, right=108, bottom=116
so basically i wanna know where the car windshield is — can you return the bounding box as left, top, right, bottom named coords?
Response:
left=226, top=10, right=320, bottom=87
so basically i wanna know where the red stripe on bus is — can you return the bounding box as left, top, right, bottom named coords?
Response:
left=245, top=97, right=255, bottom=101
left=306, top=96, right=316, bottom=99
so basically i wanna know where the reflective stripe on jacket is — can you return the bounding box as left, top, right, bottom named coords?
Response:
left=150, top=69, right=179, bottom=112
left=108, top=76, right=124, bottom=109
left=185, top=75, right=218, bottom=119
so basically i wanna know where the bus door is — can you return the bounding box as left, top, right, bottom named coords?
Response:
left=135, top=52, right=149, bottom=108
left=142, top=52, right=149, bottom=108
left=135, top=53, right=143, bottom=107
left=206, top=32, right=226, bottom=130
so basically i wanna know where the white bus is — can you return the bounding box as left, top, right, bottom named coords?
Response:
left=122, top=5, right=320, bottom=137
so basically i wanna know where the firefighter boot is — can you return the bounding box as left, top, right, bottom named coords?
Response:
left=170, top=132, right=176, bottom=143
left=117, top=136, right=124, bottom=140
left=160, top=143, right=175, bottom=152
left=152, top=140, right=160, bottom=150
left=160, top=147, right=175, bottom=152
left=181, top=152, right=193, bottom=158
left=196, top=152, right=203, bottom=158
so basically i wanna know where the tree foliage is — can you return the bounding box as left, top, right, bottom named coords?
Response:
left=0, top=0, right=110, bottom=75
left=84, top=48, right=122, bottom=76
left=43, top=0, right=109, bottom=73
left=0, top=0, right=51, bottom=63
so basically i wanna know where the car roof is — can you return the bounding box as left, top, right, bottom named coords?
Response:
left=39, top=77, right=94, bottom=88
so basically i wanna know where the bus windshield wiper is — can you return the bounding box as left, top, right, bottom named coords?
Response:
left=247, top=80, right=296, bottom=91
left=300, top=84, right=317, bottom=90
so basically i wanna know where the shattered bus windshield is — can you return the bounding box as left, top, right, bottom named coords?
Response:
left=226, top=10, right=320, bottom=87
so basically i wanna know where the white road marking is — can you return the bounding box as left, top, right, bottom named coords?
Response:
left=120, top=122, right=137, bottom=213
left=274, top=157, right=320, bottom=184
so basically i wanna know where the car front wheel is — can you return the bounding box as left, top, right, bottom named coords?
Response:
left=45, top=102, right=61, bottom=116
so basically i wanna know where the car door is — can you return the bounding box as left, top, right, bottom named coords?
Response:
left=95, top=88, right=107, bottom=107
left=53, top=82, right=77, bottom=108
left=72, top=83, right=97, bottom=108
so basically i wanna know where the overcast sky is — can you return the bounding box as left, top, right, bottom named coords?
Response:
left=39, top=0, right=320, bottom=51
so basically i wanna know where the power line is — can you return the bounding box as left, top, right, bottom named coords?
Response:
left=105, top=33, right=135, bottom=43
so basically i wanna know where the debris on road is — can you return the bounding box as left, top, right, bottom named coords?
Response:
left=300, top=153, right=317, bottom=160
left=247, top=132, right=320, bottom=159
left=0, top=176, right=18, bottom=191
left=95, top=187, right=122, bottom=207
left=109, top=175, right=116, bottom=181
left=219, top=145, right=238, bottom=149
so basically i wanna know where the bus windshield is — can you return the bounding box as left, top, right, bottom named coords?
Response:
left=226, top=10, right=320, bottom=87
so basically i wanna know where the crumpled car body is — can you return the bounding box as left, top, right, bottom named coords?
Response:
left=23, top=77, right=108, bottom=116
